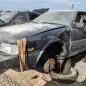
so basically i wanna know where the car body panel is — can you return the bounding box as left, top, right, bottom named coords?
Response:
left=0, top=22, right=64, bottom=43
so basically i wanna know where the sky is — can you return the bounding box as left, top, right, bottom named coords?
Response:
left=0, top=0, right=86, bottom=11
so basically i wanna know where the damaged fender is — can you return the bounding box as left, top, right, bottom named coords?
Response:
left=35, top=38, right=66, bottom=66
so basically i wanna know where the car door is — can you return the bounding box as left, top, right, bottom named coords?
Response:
left=70, top=12, right=86, bottom=55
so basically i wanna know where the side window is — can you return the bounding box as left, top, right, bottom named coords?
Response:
left=74, top=12, right=86, bottom=29
left=14, top=12, right=28, bottom=24
left=75, top=12, right=86, bottom=24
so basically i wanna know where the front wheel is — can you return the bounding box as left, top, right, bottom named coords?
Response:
left=50, top=58, right=78, bottom=82
left=44, top=58, right=55, bottom=73
left=50, top=67, right=78, bottom=82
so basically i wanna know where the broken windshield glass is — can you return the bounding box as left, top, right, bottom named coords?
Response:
left=33, top=11, right=76, bottom=25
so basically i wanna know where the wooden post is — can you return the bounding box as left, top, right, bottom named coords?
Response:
left=17, top=40, right=27, bottom=72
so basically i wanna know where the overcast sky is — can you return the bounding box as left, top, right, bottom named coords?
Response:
left=0, top=0, right=85, bottom=11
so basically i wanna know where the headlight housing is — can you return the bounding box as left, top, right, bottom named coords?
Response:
left=0, top=43, right=18, bottom=55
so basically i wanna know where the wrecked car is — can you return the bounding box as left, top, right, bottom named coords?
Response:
left=0, top=11, right=11, bottom=17
left=0, top=11, right=39, bottom=27
left=0, top=10, right=86, bottom=80
left=32, top=8, right=49, bottom=15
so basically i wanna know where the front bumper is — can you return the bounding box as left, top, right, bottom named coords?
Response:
left=0, top=54, right=19, bottom=69
left=27, top=50, right=40, bottom=67
left=0, top=50, right=40, bottom=69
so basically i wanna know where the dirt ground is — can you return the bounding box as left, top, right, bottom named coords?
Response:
left=3, top=68, right=86, bottom=86
left=0, top=57, right=86, bottom=86
left=5, top=69, right=51, bottom=86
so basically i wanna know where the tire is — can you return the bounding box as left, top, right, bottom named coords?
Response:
left=62, top=58, right=71, bottom=74
left=50, top=67, right=78, bottom=81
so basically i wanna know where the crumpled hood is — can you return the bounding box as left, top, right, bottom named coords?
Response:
left=0, top=22, right=64, bottom=43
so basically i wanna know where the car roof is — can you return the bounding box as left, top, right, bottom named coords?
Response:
left=47, top=10, right=86, bottom=13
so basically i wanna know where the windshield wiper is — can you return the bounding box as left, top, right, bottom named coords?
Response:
left=42, top=22, right=58, bottom=24
left=42, top=22, right=66, bottom=26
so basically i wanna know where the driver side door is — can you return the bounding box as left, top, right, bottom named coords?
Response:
left=70, top=12, right=86, bottom=56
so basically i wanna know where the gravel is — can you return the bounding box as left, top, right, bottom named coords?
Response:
left=74, top=60, right=86, bottom=83
left=0, top=73, right=21, bottom=86
left=0, top=55, right=86, bottom=86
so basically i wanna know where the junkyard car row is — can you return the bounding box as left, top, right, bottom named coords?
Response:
left=0, top=10, right=86, bottom=81
left=0, top=11, right=39, bottom=27
left=0, top=8, right=49, bottom=27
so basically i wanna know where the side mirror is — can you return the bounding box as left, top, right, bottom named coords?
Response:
left=73, top=22, right=85, bottom=29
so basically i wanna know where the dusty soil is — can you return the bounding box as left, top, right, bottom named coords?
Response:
left=0, top=56, right=86, bottom=86
left=5, top=69, right=51, bottom=86
left=4, top=62, right=86, bottom=86
left=0, top=69, right=85, bottom=86
left=0, top=73, right=21, bottom=86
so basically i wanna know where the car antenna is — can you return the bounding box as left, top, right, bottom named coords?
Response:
left=67, top=3, right=75, bottom=53
left=69, top=4, right=74, bottom=10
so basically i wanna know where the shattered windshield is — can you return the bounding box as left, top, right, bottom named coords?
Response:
left=0, top=11, right=19, bottom=23
left=33, top=11, right=76, bottom=25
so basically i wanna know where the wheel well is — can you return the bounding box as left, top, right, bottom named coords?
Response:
left=37, top=42, right=63, bottom=66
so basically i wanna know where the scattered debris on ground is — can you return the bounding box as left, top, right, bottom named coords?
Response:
left=0, top=57, right=86, bottom=86
left=5, top=69, right=51, bottom=86
left=74, top=59, right=86, bottom=83
left=0, top=73, right=21, bottom=86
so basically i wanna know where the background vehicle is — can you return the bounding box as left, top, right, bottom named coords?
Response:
left=0, top=10, right=86, bottom=80
left=32, top=8, right=49, bottom=15
left=0, top=11, right=39, bottom=27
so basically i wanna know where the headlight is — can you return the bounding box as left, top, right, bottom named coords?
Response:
left=0, top=43, right=18, bottom=55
